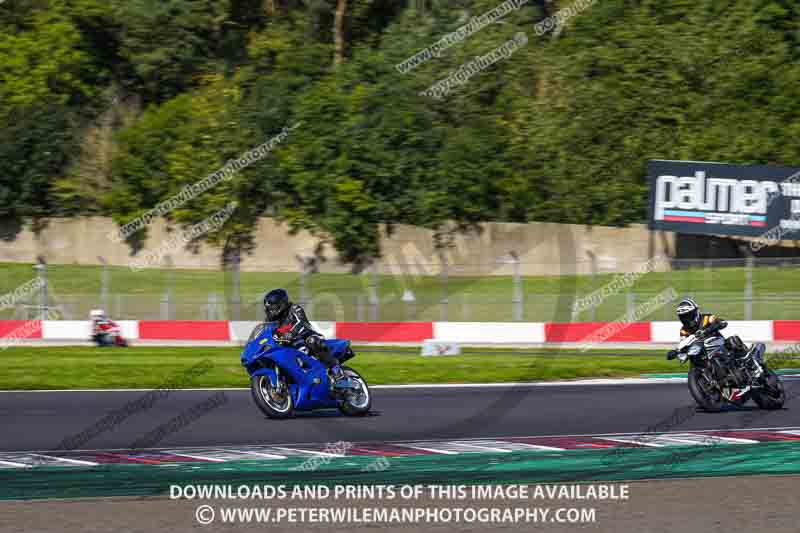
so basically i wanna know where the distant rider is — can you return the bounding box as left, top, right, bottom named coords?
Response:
left=90, top=309, right=121, bottom=345
left=263, top=289, right=350, bottom=388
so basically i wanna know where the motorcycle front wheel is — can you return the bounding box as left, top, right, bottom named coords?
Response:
left=752, top=369, right=785, bottom=410
left=338, top=367, right=372, bottom=417
left=688, top=367, right=723, bottom=412
left=251, top=374, right=294, bottom=419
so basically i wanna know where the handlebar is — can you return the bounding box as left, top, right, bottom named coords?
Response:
left=677, top=334, right=697, bottom=351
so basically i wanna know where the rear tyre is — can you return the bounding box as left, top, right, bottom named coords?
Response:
left=251, top=374, right=294, bottom=419
left=752, top=369, right=785, bottom=410
left=338, top=367, right=372, bottom=416
left=688, top=367, right=723, bottom=412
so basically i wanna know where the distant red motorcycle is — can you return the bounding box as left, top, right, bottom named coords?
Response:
left=90, top=310, right=129, bottom=347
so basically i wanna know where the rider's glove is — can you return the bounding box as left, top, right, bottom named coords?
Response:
left=667, top=350, right=678, bottom=360
left=695, top=329, right=706, bottom=340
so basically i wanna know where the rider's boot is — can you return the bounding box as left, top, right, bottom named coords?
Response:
left=749, top=357, right=764, bottom=379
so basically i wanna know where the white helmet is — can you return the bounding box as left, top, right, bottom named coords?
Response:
left=676, top=298, right=700, bottom=330
left=90, top=309, right=106, bottom=320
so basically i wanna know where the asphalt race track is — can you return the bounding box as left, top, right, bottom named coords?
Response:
left=2, top=380, right=799, bottom=453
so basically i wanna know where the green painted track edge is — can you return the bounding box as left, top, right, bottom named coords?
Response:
left=2, top=441, right=800, bottom=501
left=641, top=369, right=800, bottom=378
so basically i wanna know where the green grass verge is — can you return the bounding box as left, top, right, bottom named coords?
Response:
left=2, top=261, right=800, bottom=321
left=2, top=346, right=799, bottom=390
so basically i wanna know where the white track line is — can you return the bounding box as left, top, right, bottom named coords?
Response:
left=216, top=449, right=287, bottom=460
left=167, top=452, right=226, bottom=463
left=447, top=443, right=513, bottom=453
left=0, top=459, right=31, bottom=468
left=667, top=434, right=760, bottom=445
left=646, top=436, right=718, bottom=446
left=397, top=444, right=459, bottom=455
left=0, top=378, right=687, bottom=394
left=600, top=437, right=665, bottom=448
left=711, top=436, right=761, bottom=444
left=501, top=443, right=565, bottom=452
left=272, top=447, right=344, bottom=457
left=30, top=454, right=97, bottom=466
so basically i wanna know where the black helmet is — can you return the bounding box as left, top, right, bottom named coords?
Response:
left=676, top=298, right=700, bottom=330
left=264, top=289, right=290, bottom=322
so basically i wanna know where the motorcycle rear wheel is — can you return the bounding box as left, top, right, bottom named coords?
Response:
left=751, top=369, right=785, bottom=410
left=251, top=374, right=294, bottom=419
left=688, top=367, right=723, bottom=412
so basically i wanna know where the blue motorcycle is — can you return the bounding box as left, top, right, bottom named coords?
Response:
left=240, top=322, right=372, bottom=419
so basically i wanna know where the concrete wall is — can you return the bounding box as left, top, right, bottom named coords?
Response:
left=0, top=217, right=675, bottom=276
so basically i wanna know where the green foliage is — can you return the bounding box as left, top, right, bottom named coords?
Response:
left=0, top=6, right=93, bottom=117
left=0, top=104, right=77, bottom=219
left=4, top=0, right=800, bottom=265
left=116, top=0, right=232, bottom=103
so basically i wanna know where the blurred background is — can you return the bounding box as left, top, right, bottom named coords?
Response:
left=4, top=256, right=800, bottom=323
left=2, top=0, right=800, bottom=323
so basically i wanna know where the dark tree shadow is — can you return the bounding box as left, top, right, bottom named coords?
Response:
left=0, top=217, right=23, bottom=242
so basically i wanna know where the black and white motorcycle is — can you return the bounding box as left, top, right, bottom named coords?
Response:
left=668, top=333, right=785, bottom=412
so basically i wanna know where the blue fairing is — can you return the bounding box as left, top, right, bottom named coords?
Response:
left=240, top=322, right=353, bottom=411
left=325, top=338, right=351, bottom=358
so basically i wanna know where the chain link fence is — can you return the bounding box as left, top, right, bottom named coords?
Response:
left=1, top=257, right=799, bottom=322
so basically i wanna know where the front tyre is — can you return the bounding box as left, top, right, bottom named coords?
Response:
left=251, top=374, right=294, bottom=419
left=752, top=369, right=785, bottom=410
left=338, top=367, right=372, bottom=416
left=688, top=367, right=723, bottom=412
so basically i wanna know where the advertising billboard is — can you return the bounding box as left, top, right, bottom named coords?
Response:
left=647, top=160, right=800, bottom=237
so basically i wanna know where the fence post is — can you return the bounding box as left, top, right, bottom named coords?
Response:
left=402, top=289, right=416, bottom=321
left=512, top=256, right=523, bottom=321
left=744, top=256, right=754, bottom=320
left=588, top=251, right=597, bottom=322
left=161, top=255, right=174, bottom=320
left=497, top=253, right=523, bottom=321
left=626, top=291, right=636, bottom=320
left=369, top=264, right=379, bottom=321
left=34, top=260, right=48, bottom=321
left=160, top=293, right=172, bottom=320
left=98, top=256, right=109, bottom=312
left=228, top=250, right=241, bottom=321
left=439, top=261, right=449, bottom=322
left=462, top=292, right=471, bottom=321
left=206, top=293, right=219, bottom=320
left=357, top=294, right=365, bottom=322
